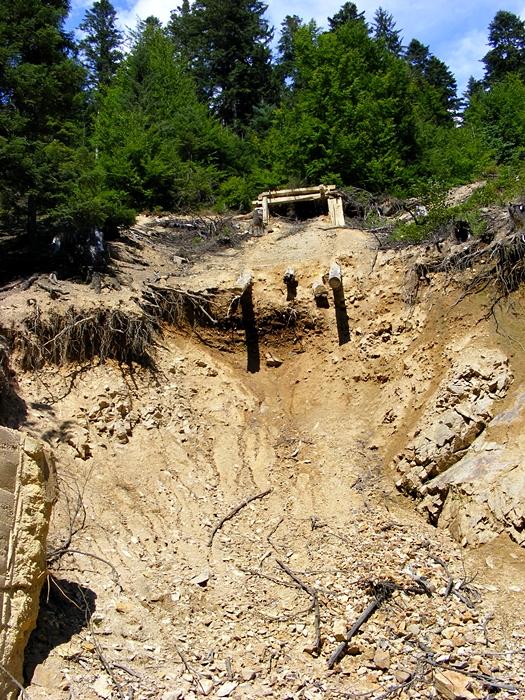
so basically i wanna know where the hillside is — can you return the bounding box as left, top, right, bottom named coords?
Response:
left=1, top=205, right=524, bottom=699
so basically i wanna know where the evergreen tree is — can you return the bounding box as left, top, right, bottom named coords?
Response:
left=405, top=38, right=430, bottom=75
left=328, top=2, right=367, bottom=31
left=425, top=55, right=458, bottom=121
left=0, top=0, right=86, bottom=238
left=373, top=7, right=402, bottom=55
left=276, top=15, right=304, bottom=88
left=264, top=21, right=419, bottom=191
left=405, top=40, right=457, bottom=124
left=95, top=19, right=244, bottom=211
left=483, top=10, right=525, bottom=84
left=169, top=0, right=276, bottom=130
left=79, top=0, right=123, bottom=91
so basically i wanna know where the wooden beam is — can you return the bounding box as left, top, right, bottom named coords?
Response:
left=328, top=262, right=342, bottom=290
left=330, top=196, right=346, bottom=227
left=312, top=276, right=328, bottom=298
left=262, top=196, right=269, bottom=225
left=235, top=271, right=253, bottom=295
left=258, top=185, right=336, bottom=199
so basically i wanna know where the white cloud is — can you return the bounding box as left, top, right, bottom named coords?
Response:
left=117, top=0, right=174, bottom=32
left=442, top=29, right=488, bottom=94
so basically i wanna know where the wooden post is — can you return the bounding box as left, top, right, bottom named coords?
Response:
left=329, top=262, right=342, bottom=290
left=284, top=267, right=297, bottom=301
left=262, top=196, right=269, bottom=225
left=236, top=271, right=253, bottom=295
left=333, top=196, right=345, bottom=227
left=283, top=267, right=295, bottom=285
left=312, top=276, right=328, bottom=298
left=328, top=198, right=336, bottom=225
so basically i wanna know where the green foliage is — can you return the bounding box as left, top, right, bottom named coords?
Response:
left=169, top=0, right=276, bottom=131
left=465, top=74, right=525, bottom=162
left=94, top=20, right=245, bottom=212
left=373, top=7, right=403, bottom=56
left=262, top=22, right=421, bottom=192
left=483, top=10, right=525, bottom=85
left=0, top=0, right=87, bottom=238
left=415, top=122, right=493, bottom=185
left=79, top=0, right=123, bottom=91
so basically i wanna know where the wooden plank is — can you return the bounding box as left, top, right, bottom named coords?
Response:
left=258, top=185, right=336, bottom=199
left=332, top=196, right=346, bottom=227
left=327, top=198, right=336, bottom=224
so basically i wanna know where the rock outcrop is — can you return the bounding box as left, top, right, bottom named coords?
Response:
left=0, top=427, right=56, bottom=699
left=394, top=349, right=523, bottom=546
left=420, top=390, right=525, bottom=547
left=395, top=349, right=511, bottom=495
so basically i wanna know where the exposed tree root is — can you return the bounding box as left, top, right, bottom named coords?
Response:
left=15, top=304, right=159, bottom=370
left=405, top=230, right=525, bottom=307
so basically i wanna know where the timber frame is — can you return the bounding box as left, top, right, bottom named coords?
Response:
left=252, top=185, right=345, bottom=227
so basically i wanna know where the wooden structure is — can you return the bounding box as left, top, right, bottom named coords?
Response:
left=253, top=185, right=345, bottom=227
left=328, top=261, right=342, bottom=290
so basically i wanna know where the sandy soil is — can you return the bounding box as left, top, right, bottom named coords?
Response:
left=1, top=212, right=524, bottom=699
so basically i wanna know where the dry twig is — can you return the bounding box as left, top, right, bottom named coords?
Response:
left=276, top=559, right=322, bottom=656
left=208, top=488, right=272, bottom=547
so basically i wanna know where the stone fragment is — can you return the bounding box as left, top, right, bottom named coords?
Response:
left=333, top=618, right=347, bottom=642
left=433, top=669, right=476, bottom=699
left=373, top=649, right=390, bottom=670
left=265, top=353, right=283, bottom=368
left=216, top=681, right=238, bottom=697
left=191, top=570, right=210, bottom=587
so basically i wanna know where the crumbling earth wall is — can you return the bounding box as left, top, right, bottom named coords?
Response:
left=0, top=427, right=56, bottom=699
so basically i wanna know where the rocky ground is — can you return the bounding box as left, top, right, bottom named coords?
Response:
left=1, top=208, right=525, bottom=699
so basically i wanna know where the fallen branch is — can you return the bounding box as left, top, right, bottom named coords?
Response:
left=208, top=488, right=272, bottom=547
left=425, top=658, right=519, bottom=694
left=327, top=580, right=397, bottom=669
left=327, top=598, right=378, bottom=669
left=276, top=559, right=321, bottom=656
left=0, top=662, right=31, bottom=700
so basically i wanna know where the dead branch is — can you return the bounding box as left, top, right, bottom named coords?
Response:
left=53, top=549, right=121, bottom=591
left=327, top=599, right=378, bottom=669
left=0, top=662, right=31, bottom=699
left=327, top=580, right=397, bottom=669
left=424, top=658, right=519, bottom=694
left=276, top=559, right=321, bottom=656
left=238, top=567, right=299, bottom=590
left=175, top=647, right=208, bottom=695
left=78, top=586, right=125, bottom=700
left=208, top=488, right=272, bottom=547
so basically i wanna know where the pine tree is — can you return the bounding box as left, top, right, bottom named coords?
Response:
left=95, top=19, right=243, bottom=211
left=0, top=0, right=85, bottom=238
left=79, top=0, right=123, bottom=91
left=168, top=0, right=276, bottom=130
left=405, top=39, right=430, bottom=75
left=276, top=15, right=304, bottom=87
left=405, top=40, right=457, bottom=124
left=373, top=7, right=402, bottom=55
left=483, top=10, right=525, bottom=84
left=328, top=2, right=367, bottom=32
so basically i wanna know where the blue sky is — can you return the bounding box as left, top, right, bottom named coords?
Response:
left=68, top=0, right=525, bottom=94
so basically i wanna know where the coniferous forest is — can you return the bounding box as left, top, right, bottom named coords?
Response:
left=2, top=0, right=525, bottom=268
